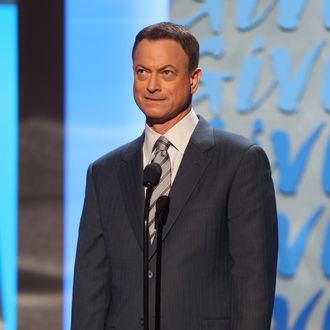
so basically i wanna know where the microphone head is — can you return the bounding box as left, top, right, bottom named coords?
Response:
left=155, top=195, right=170, bottom=229
left=143, top=163, right=162, bottom=188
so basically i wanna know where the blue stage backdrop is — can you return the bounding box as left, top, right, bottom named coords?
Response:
left=61, top=1, right=329, bottom=330
left=0, top=2, right=18, bottom=330
left=63, top=1, right=169, bottom=329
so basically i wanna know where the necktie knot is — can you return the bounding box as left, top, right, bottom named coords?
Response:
left=154, top=136, right=171, bottom=153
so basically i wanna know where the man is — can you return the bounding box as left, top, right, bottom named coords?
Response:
left=71, top=22, right=278, bottom=330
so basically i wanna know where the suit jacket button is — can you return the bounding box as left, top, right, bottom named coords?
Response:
left=148, top=270, right=154, bottom=279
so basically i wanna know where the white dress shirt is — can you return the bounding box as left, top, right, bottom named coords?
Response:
left=143, top=109, right=199, bottom=184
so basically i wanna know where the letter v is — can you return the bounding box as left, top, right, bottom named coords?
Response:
left=271, top=122, right=324, bottom=194
left=278, top=206, right=324, bottom=277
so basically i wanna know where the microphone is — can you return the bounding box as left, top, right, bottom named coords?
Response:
left=155, top=195, right=169, bottom=229
left=143, top=163, right=162, bottom=188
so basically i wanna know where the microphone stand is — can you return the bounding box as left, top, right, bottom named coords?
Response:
left=154, top=196, right=169, bottom=330
left=142, top=163, right=161, bottom=330
left=155, top=223, right=164, bottom=330
left=143, top=186, right=153, bottom=330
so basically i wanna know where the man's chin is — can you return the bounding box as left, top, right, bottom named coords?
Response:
left=146, top=116, right=168, bottom=127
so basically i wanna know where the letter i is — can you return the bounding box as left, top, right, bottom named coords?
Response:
left=322, top=218, right=330, bottom=277
left=322, top=55, right=330, bottom=113
left=323, top=136, right=330, bottom=195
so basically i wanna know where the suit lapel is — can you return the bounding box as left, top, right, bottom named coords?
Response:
left=118, top=135, right=145, bottom=251
left=150, top=117, right=215, bottom=259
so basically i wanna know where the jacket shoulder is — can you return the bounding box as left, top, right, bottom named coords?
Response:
left=194, top=116, right=256, bottom=154
left=213, top=128, right=255, bottom=150
left=90, top=135, right=143, bottom=172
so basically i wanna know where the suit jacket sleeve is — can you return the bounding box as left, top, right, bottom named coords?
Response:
left=227, top=144, right=278, bottom=330
left=71, top=164, right=111, bottom=330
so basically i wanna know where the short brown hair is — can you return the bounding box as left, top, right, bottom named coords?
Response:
left=132, top=22, right=199, bottom=72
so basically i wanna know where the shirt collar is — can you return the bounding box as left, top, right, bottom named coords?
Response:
left=144, top=109, right=199, bottom=157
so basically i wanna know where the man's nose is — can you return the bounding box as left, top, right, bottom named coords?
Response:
left=147, top=73, right=161, bottom=93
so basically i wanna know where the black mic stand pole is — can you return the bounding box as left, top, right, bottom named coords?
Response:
left=154, top=196, right=169, bottom=330
left=142, top=163, right=162, bottom=330
left=143, top=186, right=153, bottom=330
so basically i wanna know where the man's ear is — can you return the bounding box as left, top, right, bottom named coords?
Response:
left=190, top=67, right=202, bottom=94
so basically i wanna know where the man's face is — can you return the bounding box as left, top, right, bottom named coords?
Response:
left=133, top=39, right=201, bottom=131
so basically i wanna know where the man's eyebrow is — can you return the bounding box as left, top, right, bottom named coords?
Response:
left=159, top=64, right=176, bottom=70
left=134, top=64, right=146, bottom=68
left=134, top=64, right=177, bottom=70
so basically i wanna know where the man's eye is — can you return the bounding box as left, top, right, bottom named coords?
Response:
left=136, top=68, right=149, bottom=79
left=163, top=70, right=172, bottom=76
left=137, top=68, right=146, bottom=75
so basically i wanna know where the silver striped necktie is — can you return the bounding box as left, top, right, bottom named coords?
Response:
left=149, top=136, right=171, bottom=243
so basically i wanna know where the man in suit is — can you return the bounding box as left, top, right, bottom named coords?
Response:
left=71, top=22, right=278, bottom=330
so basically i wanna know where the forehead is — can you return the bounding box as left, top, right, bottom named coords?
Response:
left=133, top=39, right=189, bottom=68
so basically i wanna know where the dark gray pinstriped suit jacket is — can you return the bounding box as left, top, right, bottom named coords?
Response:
left=71, top=117, right=278, bottom=330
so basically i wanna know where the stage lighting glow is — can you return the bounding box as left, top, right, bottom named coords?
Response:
left=0, top=4, right=18, bottom=330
